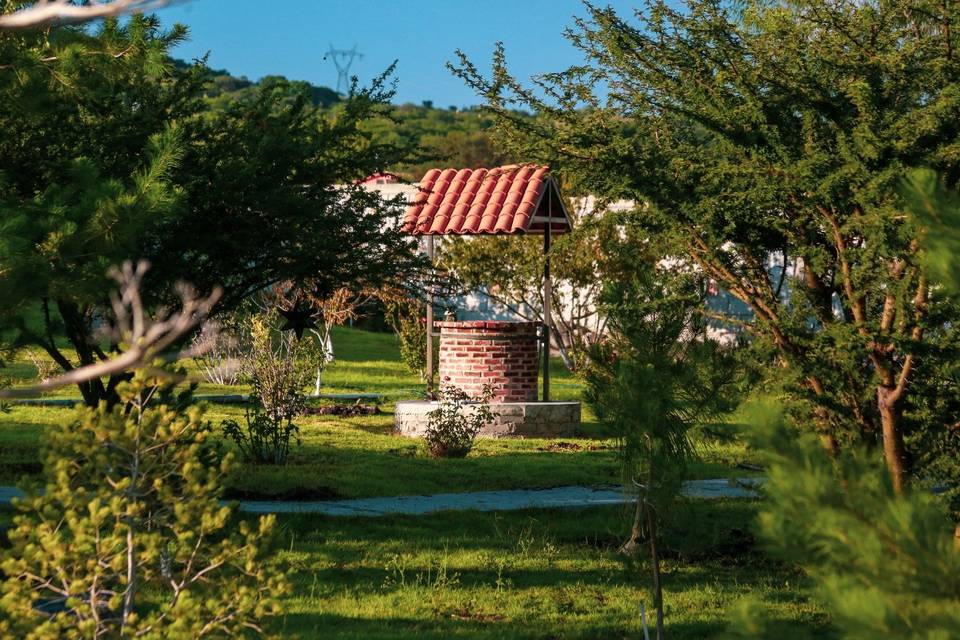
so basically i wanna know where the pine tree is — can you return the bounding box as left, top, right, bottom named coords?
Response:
left=726, top=401, right=960, bottom=640
left=0, top=368, right=285, bottom=638
left=583, top=269, right=736, bottom=638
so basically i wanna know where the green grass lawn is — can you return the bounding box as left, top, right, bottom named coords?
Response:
left=269, top=502, right=827, bottom=639
left=0, top=326, right=821, bottom=638
left=0, top=326, right=759, bottom=497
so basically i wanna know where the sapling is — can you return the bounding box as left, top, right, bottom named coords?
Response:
left=583, top=271, right=735, bottom=639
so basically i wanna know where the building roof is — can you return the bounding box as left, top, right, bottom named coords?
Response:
left=401, top=164, right=571, bottom=235
left=358, top=172, right=402, bottom=185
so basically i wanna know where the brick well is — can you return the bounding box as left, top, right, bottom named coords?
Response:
left=437, top=320, right=539, bottom=402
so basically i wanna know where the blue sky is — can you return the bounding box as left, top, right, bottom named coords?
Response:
left=157, top=0, right=640, bottom=107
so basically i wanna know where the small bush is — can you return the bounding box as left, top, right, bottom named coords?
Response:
left=222, top=405, right=302, bottom=466
left=192, top=319, right=248, bottom=386
left=425, top=384, right=496, bottom=458
left=221, top=310, right=321, bottom=465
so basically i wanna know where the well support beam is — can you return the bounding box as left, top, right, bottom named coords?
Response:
left=542, top=185, right=552, bottom=402
left=426, top=234, right=435, bottom=396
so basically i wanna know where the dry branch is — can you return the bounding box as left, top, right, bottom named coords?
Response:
left=0, top=0, right=170, bottom=29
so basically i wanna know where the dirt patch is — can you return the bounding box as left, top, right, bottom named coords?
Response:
left=448, top=607, right=506, bottom=623
left=541, top=442, right=582, bottom=452
left=538, top=442, right=610, bottom=453
left=304, top=401, right=380, bottom=417
left=386, top=446, right=419, bottom=457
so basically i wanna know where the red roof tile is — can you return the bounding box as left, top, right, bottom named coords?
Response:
left=402, top=164, right=571, bottom=235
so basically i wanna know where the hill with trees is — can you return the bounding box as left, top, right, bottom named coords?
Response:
left=175, top=58, right=518, bottom=179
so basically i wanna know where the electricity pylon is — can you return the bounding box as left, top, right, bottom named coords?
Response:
left=324, top=44, right=363, bottom=94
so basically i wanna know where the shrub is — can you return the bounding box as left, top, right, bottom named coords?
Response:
left=192, top=319, right=247, bottom=386
left=221, top=310, right=321, bottom=464
left=424, top=383, right=496, bottom=458
left=384, top=296, right=437, bottom=381
left=222, top=404, right=302, bottom=466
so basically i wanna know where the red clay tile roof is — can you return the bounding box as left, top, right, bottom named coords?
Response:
left=402, top=164, right=571, bottom=235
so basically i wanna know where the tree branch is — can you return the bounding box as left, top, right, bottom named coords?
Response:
left=0, top=0, right=172, bottom=29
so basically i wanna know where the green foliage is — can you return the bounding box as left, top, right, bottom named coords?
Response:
left=425, top=383, right=496, bottom=458
left=0, top=369, right=284, bottom=638
left=186, top=61, right=341, bottom=112
left=0, top=14, right=423, bottom=406
left=454, top=0, right=960, bottom=489
left=361, top=103, right=518, bottom=179
left=157, top=67, right=423, bottom=308
left=728, top=401, right=960, bottom=640
left=222, top=407, right=301, bottom=467
left=897, top=168, right=960, bottom=514
left=384, top=296, right=432, bottom=380
left=584, top=271, right=736, bottom=505
left=901, top=167, right=960, bottom=296
left=582, top=267, right=736, bottom=638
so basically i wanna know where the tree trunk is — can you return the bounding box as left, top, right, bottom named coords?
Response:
left=646, top=504, right=665, bottom=640
left=548, top=324, right=575, bottom=371
left=56, top=299, right=121, bottom=407
left=877, top=386, right=909, bottom=493
left=619, top=496, right=644, bottom=555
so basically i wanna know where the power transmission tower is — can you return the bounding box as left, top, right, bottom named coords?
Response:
left=324, top=44, right=363, bottom=94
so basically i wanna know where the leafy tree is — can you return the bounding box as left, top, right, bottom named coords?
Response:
left=723, top=167, right=960, bottom=640
left=898, top=168, right=960, bottom=526
left=0, top=15, right=199, bottom=405
left=0, top=14, right=422, bottom=406
left=454, top=0, right=960, bottom=491
left=0, top=369, right=284, bottom=638
left=583, top=268, right=735, bottom=638
left=901, top=168, right=960, bottom=298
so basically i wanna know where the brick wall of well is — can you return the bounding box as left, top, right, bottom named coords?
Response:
left=437, top=320, right=539, bottom=402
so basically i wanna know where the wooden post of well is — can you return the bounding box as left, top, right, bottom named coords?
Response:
left=542, top=183, right=552, bottom=402
left=426, top=234, right=435, bottom=396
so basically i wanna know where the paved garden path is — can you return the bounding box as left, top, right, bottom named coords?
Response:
left=0, top=478, right=762, bottom=517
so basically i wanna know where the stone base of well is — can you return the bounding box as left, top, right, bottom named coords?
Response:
left=394, top=401, right=581, bottom=439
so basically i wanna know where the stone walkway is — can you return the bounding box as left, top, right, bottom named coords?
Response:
left=11, top=393, right=384, bottom=407
left=0, top=478, right=762, bottom=518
